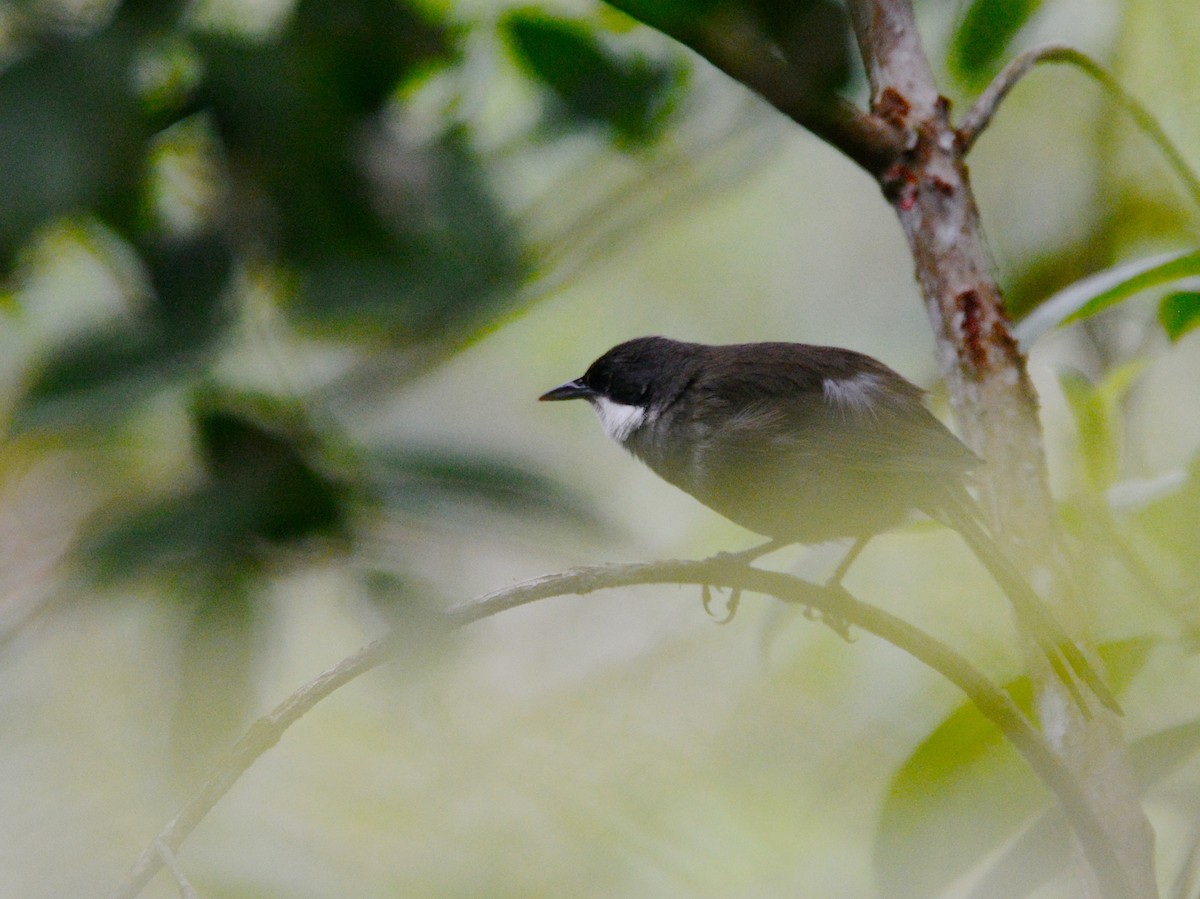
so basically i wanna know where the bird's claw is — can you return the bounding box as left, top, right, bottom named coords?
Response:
left=702, top=584, right=742, bottom=625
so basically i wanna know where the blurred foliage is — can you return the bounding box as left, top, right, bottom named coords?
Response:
left=876, top=640, right=1155, bottom=899
left=503, top=8, right=685, bottom=145
left=948, top=0, right=1043, bottom=86
left=0, top=0, right=692, bottom=758
left=604, top=0, right=855, bottom=97
left=2, top=0, right=1200, bottom=895
left=0, top=0, right=690, bottom=562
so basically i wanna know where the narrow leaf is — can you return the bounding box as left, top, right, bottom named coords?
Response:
left=1014, top=249, right=1200, bottom=348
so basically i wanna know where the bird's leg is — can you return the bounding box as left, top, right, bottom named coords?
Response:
left=827, top=536, right=871, bottom=588
left=713, top=538, right=786, bottom=568
left=703, top=584, right=742, bottom=625
left=702, top=540, right=783, bottom=625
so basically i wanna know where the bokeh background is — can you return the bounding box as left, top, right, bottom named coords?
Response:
left=1, top=0, right=1198, bottom=896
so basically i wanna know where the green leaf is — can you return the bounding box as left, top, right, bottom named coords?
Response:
left=959, top=711, right=1200, bottom=899
left=875, top=678, right=1042, bottom=899
left=282, top=132, right=525, bottom=341
left=1158, top=290, right=1200, bottom=341
left=876, top=640, right=1151, bottom=898
left=0, top=31, right=149, bottom=265
left=172, top=581, right=260, bottom=777
left=364, top=447, right=604, bottom=535
left=12, top=234, right=233, bottom=433
left=1014, top=249, right=1200, bottom=347
left=83, top=392, right=348, bottom=583
left=1058, top=361, right=1147, bottom=491
left=949, top=0, right=1044, bottom=85
left=1132, top=449, right=1200, bottom=575
left=504, top=10, right=684, bottom=146
left=602, top=0, right=724, bottom=40
left=753, top=0, right=852, bottom=93
left=14, top=329, right=205, bottom=433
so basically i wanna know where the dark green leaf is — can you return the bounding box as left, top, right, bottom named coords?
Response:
left=13, top=234, right=233, bottom=432
left=192, top=395, right=347, bottom=543
left=753, top=0, right=853, bottom=92
left=950, top=0, right=1044, bottom=85
left=364, top=447, right=603, bottom=534
left=83, top=392, right=348, bottom=582
left=1158, top=290, right=1200, bottom=341
left=14, top=328, right=206, bottom=433
left=504, top=10, right=684, bottom=145
left=0, top=32, right=149, bottom=265
left=286, top=133, right=525, bottom=339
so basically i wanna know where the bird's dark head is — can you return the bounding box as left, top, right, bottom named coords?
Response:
left=539, top=336, right=699, bottom=442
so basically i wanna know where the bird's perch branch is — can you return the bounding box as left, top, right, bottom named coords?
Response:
left=114, top=556, right=1131, bottom=899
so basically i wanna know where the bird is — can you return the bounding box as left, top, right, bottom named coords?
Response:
left=539, top=335, right=1117, bottom=714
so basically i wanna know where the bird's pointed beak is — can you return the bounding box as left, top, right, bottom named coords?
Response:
left=539, top=378, right=593, bottom=402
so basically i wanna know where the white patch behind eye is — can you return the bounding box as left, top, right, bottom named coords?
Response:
left=823, top=372, right=883, bottom=418
left=593, top=396, right=647, bottom=443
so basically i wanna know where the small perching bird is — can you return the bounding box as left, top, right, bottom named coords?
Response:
left=540, top=336, right=1117, bottom=714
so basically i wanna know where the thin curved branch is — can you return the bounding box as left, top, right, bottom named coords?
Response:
left=113, top=555, right=1131, bottom=899
left=957, top=43, right=1200, bottom=212
left=113, top=633, right=401, bottom=899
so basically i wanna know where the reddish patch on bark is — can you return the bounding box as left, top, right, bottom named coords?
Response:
left=929, top=174, right=955, bottom=196
left=935, top=94, right=952, bottom=123
left=991, top=318, right=1021, bottom=363
left=955, top=288, right=989, bottom=373
left=877, top=88, right=910, bottom=128
left=881, top=162, right=919, bottom=209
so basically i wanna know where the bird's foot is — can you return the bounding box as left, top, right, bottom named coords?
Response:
left=802, top=585, right=855, bottom=642
left=702, top=583, right=742, bottom=625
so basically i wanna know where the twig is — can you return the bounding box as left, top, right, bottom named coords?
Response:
left=154, top=839, right=197, bottom=899
left=114, top=555, right=1130, bottom=899
left=957, top=43, right=1200, bottom=212
left=114, top=635, right=398, bottom=899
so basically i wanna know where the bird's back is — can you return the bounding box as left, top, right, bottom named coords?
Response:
left=628, top=342, right=978, bottom=542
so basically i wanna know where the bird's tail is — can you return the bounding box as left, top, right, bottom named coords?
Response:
left=934, top=491, right=1121, bottom=717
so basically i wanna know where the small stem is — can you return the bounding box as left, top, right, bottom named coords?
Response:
left=957, top=43, right=1200, bottom=212
left=154, top=839, right=198, bottom=899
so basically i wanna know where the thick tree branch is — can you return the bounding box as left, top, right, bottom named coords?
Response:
left=844, top=1, right=1156, bottom=894
left=114, top=556, right=1132, bottom=899
left=957, top=43, right=1200, bottom=212
left=685, top=9, right=904, bottom=175
left=603, top=0, right=906, bottom=174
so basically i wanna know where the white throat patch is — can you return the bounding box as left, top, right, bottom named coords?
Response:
left=593, top=396, right=648, bottom=443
